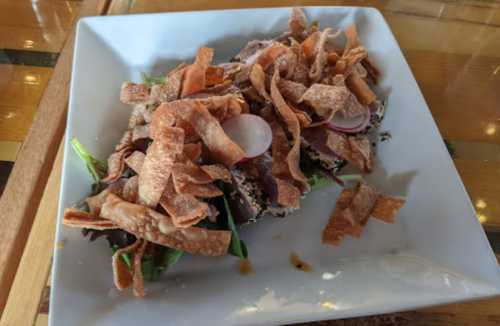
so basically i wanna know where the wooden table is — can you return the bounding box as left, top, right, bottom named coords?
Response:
left=1, top=0, right=499, bottom=325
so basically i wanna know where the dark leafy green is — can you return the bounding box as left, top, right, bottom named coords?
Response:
left=223, top=195, right=248, bottom=259
left=308, top=173, right=331, bottom=190
left=70, top=138, right=107, bottom=182
left=140, top=72, right=167, bottom=87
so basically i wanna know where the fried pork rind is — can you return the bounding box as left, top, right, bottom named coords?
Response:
left=63, top=208, right=119, bottom=230
left=182, top=47, right=214, bottom=97
left=128, top=105, right=153, bottom=129
left=301, top=31, right=320, bottom=64
left=256, top=44, right=288, bottom=71
left=289, top=7, right=308, bottom=38
left=152, top=99, right=245, bottom=166
left=205, top=66, right=225, bottom=86
left=120, top=82, right=150, bottom=105
left=101, top=193, right=231, bottom=256
left=138, top=127, right=184, bottom=207
left=124, top=151, right=145, bottom=174
left=249, top=63, right=271, bottom=102
left=112, top=239, right=142, bottom=291
left=270, top=68, right=309, bottom=193
left=182, top=142, right=202, bottom=162
left=300, top=83, right=351, bottom=118
left=325, top=130, right=373, bottom=173
left=309, top=28, right=337, bottom=82
left=322, top=182, right=405, bottom=246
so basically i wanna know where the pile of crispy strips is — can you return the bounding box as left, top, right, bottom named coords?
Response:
left=63, top=8, right=404, bottom=297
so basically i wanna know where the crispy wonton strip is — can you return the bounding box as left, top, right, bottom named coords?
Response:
left=301, top=31, right=320, bottom=64
left=132, top=240, right=148, bottom=298
left=131, top=124, right=150, bottom=142
left=322, top=189, right=362, bottom=246
left=289, top=7, right=307, bottom=38
left=63, top=208, right=119, bottom=230
left=256, top=44, right=288, bottom=71
left=138, top=127, right=184, bottom=207
left=249, top=63, right=271, bottom=102
left=153, top=100, right=245, bottom=166
left=299, top=83, right=351, bottom=118
left=205, top=66, right=224, bottom=86
left=275, top=178, right=301, bottom=208
left=200, top=164, right=232, bottom=183
left=345, top=70, right=376, bottom=106
left=133, top=240, right=148, bottom=297
left=270, top=68, right=309, bottom=192
left=182, top=47, right=214, bottom=97
left=371, top=194, right=405, bottom=223
left=122, top=175, right=139, bottom=203
left=101, top=193, right=231, bottom=256
left=102, top=147, right=131, bottom=183
left=112, top=239, right=142, bottom=290
left=160, top=180, right=210, bottom=227
left=115, top=130, right=133, bottom=151
left=309, top=27, right=333, bottom=82
left=183, top=142, right=202, bottom=162
left=340, top=181, right=378, bottom=226
left=325, top=130, right=373, bottom=173
left=270, top=120, right=292, bottom=178
left=178, top=183, right=223, bottom=198
left=124, top=151, right=145, bottom=174
left=120, top=82, right=150, bottom=105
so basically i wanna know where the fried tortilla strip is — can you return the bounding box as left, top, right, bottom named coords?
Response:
left=299, top=83, right=351, bottom=118
left=138, top=127, right=184, bottom=207
left=124, top=151, right=145, bottom=174
left=112, top=239, right=142, bottom=291
left=102, top=193, right=231, bottom=255
left=275, top=178, right=301, bottom=209
left=322, top=189, right=363, bottom=246
left=152, top=63, right=188, bottom=102
left=270, top=68, right=309, bottom=193
left=63, top=208, right=119, bottom=230
left=340, top=181, right=378, bottom=226
left=182, top=47, right=214, bottom=97
left=205, top=66, right=224, bottom=86
left=289, top=103, right=312, bottom=128
left=183, top=142, right=202, bottom=162
left=120, top=82, right=150, bottom=105
left=115, top=130, right=133, bottom=152
left=249, top=63, right=271, bottom=102
left=86, top=189, right=111, bottom=216
left=153, top=100, right=245, bottom=166
left=131, top=124, right=150, bottom=142
left=309, top=27, right=334, bottom=82
left=133, top=240, right=148, bottom=297
left=290, top=43, right=310, bottom=84
left=346, top=70, right=376, bottom=106
left=102, top=147, right=131, bottom=183
left=325, top=130, right=373, bottom=173
left=160, top=180, right=210, bottom=227
left=371, top=194, right=405, bottom=223
left=172, top=162, right=212, bottom=187
left=289, top=7, right=307, bottom=38
left=278, top=78, right=307, bottom=104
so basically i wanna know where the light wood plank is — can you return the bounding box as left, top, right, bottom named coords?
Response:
left=0, top=65, right=53, bottom=108
left=34, top=314, right=48, bottom=326
left=0, top=0, right=106, bottom=314
left=0, top=142, right=62, bottom=326
left=0, top=141, right=21, bottom=162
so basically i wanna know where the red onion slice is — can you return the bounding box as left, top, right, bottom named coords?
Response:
left=222, top=114, right=273, bottom=159
left=327, top=111, right=371, bottom=134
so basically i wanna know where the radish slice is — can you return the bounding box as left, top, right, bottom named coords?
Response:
left=222, top=114, right=272, bottom=158
left=327, top=111, right=371, bottom=134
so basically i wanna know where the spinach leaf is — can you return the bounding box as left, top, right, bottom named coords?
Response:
left=70, top=138, right=107, bottom=182
left=223, top=195, right=248, bottom=259
left=142, top=247, right=183, bottom=282
left=140, top=72, right=167, bottom=87
left=308, top=173, right=331, bottom=190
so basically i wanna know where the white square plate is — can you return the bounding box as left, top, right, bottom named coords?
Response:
left=51, top=6, right=500, bottom=326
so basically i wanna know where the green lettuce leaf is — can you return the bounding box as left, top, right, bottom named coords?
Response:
left=140, top=72, right=167, bottom=87
left=70, top=138, right=107, bottom=182
left=223, top=195, right=248, bottom=259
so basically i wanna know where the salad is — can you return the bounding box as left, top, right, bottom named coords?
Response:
left=63, top=7, right=404, bottom=297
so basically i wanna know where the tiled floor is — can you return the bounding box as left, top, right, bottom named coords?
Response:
left=0, top=0, right=80, bottom=193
